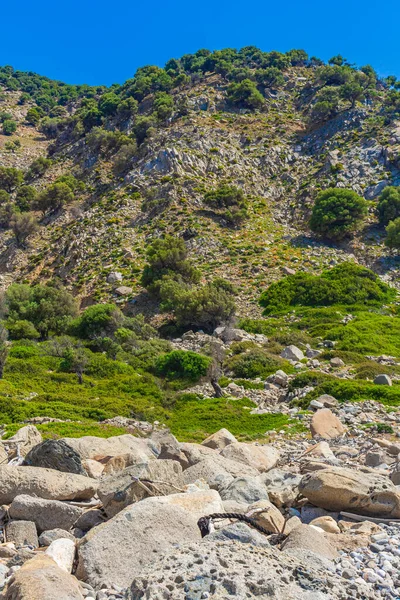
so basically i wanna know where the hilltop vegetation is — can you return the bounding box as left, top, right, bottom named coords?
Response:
left=0, top=47, right=400, bottom=439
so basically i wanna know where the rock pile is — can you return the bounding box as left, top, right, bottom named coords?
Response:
left=0, top=417, right=399, bottom=598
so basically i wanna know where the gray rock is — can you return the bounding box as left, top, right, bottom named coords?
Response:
left=61, top=434, right=156, bottom=461
left=183, top=455, right=259, bottom=488
left=0, top=466, right=97, bottom=503
left=330, top=357, right=344, bottom=367
left=6, top=521, right=38, bottom=549
left=107, top=272, right=123, bottom=284
left=219, top=476, right=268, bottom=504
left=76, top=497, right=201, bottom=589
left=309, top=400, right=324, bottom=410
left=114, top=286, right=132, bottom=296
left=281, top=524, right=337, bottom=559
left=98, top=459, right=184, bottom=517
left=208, top=522, right=270, bottom=546
left=374, top=374, right=392, bottom=386
left=24, top=439, right=86, bottom=476
left=74, top=509, right=105, bottom=532
left=9, top=495, right=82, bottom=533
left=280, top=345, right=304, bottom=361
left=39, top=529, right=76, bottom=547
left=260, top=468, right=302, bottom=507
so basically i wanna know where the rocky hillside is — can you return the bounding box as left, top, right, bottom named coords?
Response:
left=0, top=51, right=399, bottom=318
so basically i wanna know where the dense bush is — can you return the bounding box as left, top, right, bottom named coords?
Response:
left=141, top=236, right=200, bottom=295
left=386, top=218, right=400, bottom=249
left=0, top=167, right=23, bottom=192
left=310, top=188, right=368, bottom=240
left=25, top=157, right=52, bottom=181
left=377, top=187, right=400, bottom=225
left=15, top=186, right=37, bottom=211
left=10, top=213, right=38, bottom=247
left=2, top=120, right=17, bottom=135
left=33, top=182, right=74, bottom=215
left=225, top=348, right=286, bottom=378
left=260, top=262, right=396, bottom=315
left=74, top=303, right=124, bottom=339
left=226, top=79, right=264, bottom=109
left=204, top=184, right=248, bottom=227
left=155, top=350, right=211, bottom=381
left=5, top=283, right=78, bottom=338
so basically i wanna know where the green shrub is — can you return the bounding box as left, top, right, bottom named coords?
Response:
left=227, top=79, right=264, bottom=109
left=155, top=350, right=211, bottom=381
left=15, top=186, right=37, bottom=211
left=225, top=348, right=286, bottom=378
left=385, top=218, right=400, bottom=249
left=74, top=304, right=124, bottom=339
left=377, top=186, right=400, bottom=225
left=10, top=213, right=38, bottom=247
left=33, top=182, right=74, bottom=215
left=0, top=166, right=23, bottom=192
left=310, top=188, right=368, bottom=240
left=2, top=120, right=17, bottom=135
left=0, top=190, right=10, bottom=204
left=260, top=263, right=395, bottom=315
left=25, top=157, right=52, bottom=181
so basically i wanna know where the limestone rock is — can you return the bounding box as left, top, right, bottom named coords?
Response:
left=24, top=439, right=86, bottom=475
left=98, top=459, right=184, bottom=517
left=9, top=495, right=82, bottom=533
left=246, top=499, right=285, bottom=533
left=76, top=496, right=201, bottom=589
left=3, top=554, right=84, bottom=599
left=280, top=345, right=304, bottom=361
left=221, top=442, right=279, bottom=473
left=4, top=426, right=42, bottom=458
left=309, top=516, right=340, bottom=534
left=310, top=408, right=346, bottom=439
left=39, top=529, right=76, bottom=547
left=6, top=521, right=38, bottom=549
left=281, top=524, right=337, bottom=559
left=61, top=434, right=156, bottom=461
left=45, top=538, right=76, bottom=573
left=299, top=466, right=400, bottom=517
left=201, top=428, right=237, bottom=450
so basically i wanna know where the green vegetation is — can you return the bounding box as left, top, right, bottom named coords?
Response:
left=310, top=188, right=368, bottom=240
left=204, top=184, right=249, bottom=227
left=155, top=350, right=211, bottom=381
left=259, top=262, right=395, bottom=315
left=385, top=218, right=400, bottom=249
left=377, top=186, right=400, bottom=225
left=2, top=119, right=17, bottom=135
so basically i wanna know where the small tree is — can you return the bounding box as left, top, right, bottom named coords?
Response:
left=385, top=218, right=400, bottom=249
left=0, top=166, right=24, bottom=192
left=310, top=188, right=368, bottom=240
left=10, top=213, right=38, bottom=247
left=377, top=186, right=400, bottom=225
left=60, top=345, right=90, bottom=384
left=0, top=190, right=10, bottom=204
left=15, top=186, right=37, bottom=211
left=2, top=119, right=17, bottom=135
left=227, top=79, right=264, bottom=109
left=33, top=182, right=74, bottom=215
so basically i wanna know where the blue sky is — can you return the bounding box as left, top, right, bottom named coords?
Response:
left=1, top=0, right=400, bottom=85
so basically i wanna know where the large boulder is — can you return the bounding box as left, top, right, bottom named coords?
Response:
left=280, top=345, right=304, bottom=361
left=0, top=466, right=97, bottom=503
left=3, top=554, right=84, bottom=599
left=183, top=455, right=259, bottom=487
left=201, top=428, right=237, bottom=450
left=61, top=434, right=156, bottom=461
left=150, top=430, right=189, bottom=468
left=180, top=442, right=218, bottom=466
left=310, top=409, right=346, bottom=439
left=45, top=538, right=76, bottom=573
left=39, top=529, right=76, bottom=547
left=76, top=495, right=202, bottom=589
left=24, top=439, right=86, bottom=475
left=3, top=426, right=42, bottom=458
left=281, top=524, right=337, bottom=560
left=98, top=459, right=184, bottom=517
left=246, top=499, right=285, bottom=534
left=221, top=442, right=279, bottom=473
left=9, top=495, right=82, bottom=533
left=219, top=476, right=269, bottom=504
left=299, top=466, right=400, bottom=517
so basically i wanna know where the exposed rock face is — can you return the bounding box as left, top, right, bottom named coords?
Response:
left=4, top=555, right=84, bottom=599
left=24, top=439, right=86, bottom=475
left=76, top=496, right=202, bottom=589
left=221, top=442, right=279, bottom=473
left=0, top=466, right=97, bottom=503
left=299, top=466, right=400, bottom=516
left=98, top=459, right=184, bottom=517
left=280, top=345, right=304, bottom=361
left=9, top=495, right=82, bottom=533
left=310, top=408, right=346, bottom=439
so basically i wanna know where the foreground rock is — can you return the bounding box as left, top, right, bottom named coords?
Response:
left=76, top=494, right=204, bottom=588
left=281, top=524, right=338, bottom=559
left=201, top=428, right=237, bottom=450
left=98, top=460, right=184, bottom=517
left=3, top=426, right=42, bottom=458
left=24, top=439, right=86, bottom=475
left=0, top=466, right=97, bottom=503
left=299, top=466, right=400, bottom=517
left=129, top=536, right=374, bottom=599
left=3, top=554, right=84, bottom=599
left=62, top=434, right=156, bottom=461
left=221, top=442, right=279, bottom=473
left=310, top=408, right=346, bottom=439
left=9, top=495, right=82, bottom=532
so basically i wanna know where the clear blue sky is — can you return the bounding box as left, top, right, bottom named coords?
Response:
left=1, top=0, right=400, bottom=86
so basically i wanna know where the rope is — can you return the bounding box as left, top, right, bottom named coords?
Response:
left=197, top=512, right=277, bottom=538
